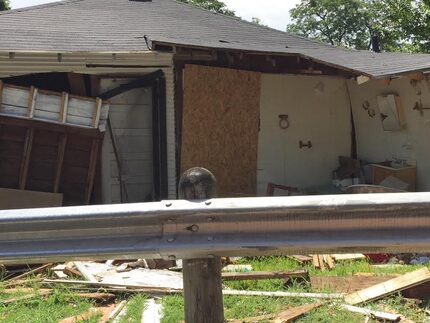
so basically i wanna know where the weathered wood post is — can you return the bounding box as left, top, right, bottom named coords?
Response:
left=179, top=167, right=224, bottom=323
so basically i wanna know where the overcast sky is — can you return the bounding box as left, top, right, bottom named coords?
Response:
left=10, top=0, right=300, bottom=31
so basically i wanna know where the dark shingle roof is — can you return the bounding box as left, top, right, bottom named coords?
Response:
left=1, top=0, right=430, bottom=78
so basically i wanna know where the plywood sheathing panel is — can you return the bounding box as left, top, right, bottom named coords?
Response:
left=181, top=65, right=261, bottom=197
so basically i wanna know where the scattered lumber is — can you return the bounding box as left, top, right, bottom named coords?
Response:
left=311, top=255, right=335, bottom=270
left=222, top=270, right=308, bottom=281
left=44, top=278, right=343, bottom=299
left=345, top=268, right=430, bottom=305
left=273, top=301, right=323, bottom=323
left=340, top=304, right=401, bottom=322
left=72, top=292, right=116, bottom=302
left=311, top=275, right=396, bottom=293
left=8, top=263, right=53, bottom=281
left=43, top=279, right=182, bottom=293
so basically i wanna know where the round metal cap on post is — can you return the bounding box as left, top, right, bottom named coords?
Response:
left=179, top=167, right=224, bottom=323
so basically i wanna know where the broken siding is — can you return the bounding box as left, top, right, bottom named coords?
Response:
left=100, top=79, right=153, bottom=204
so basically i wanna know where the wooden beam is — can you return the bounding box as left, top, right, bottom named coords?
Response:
left=19, top=128, right=35, bottom=190
left=53, top=134, right=67, bottom=193
left=27, top=86, right=38, bottom=118
left=92, top=97, right=102, bottom=128
left=345, top=268, right=430, bottom=305
left=84, top=139, right=100, bottom=204
left=273, top=301, right=323, bottom=323
left=59, top=92, right=69, bottom=123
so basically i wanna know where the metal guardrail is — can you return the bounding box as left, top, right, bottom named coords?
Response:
left=1, top=193, right=430, bottom=264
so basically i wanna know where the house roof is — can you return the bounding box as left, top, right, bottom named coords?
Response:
left=1, top=0, right=430, bottom=78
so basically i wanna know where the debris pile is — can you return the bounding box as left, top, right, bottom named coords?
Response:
left=1, top=254, right=430, bottom=322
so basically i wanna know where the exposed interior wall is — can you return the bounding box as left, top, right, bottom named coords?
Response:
left=100, top=79, right=154, bottom=204
left=348, top=77, right=430, bottom=191
left=257, top=74, right=352, bottom=195
left=181, top=65, right=261, bottom=197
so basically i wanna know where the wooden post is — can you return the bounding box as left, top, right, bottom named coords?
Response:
left=179, top=167, right=224, bottom=323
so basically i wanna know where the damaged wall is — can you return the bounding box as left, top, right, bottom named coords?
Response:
left=257, top=74, right=352, bottom=195
left=348, top=77, right=430, bottom=191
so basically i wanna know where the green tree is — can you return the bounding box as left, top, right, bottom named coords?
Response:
left=251, top=17, right=267, bottom=26
left=0, top=0, right=10, bottom=11
left=287, top=0, right=422, bottom=53
left=178, top=0, right=235, bottom=16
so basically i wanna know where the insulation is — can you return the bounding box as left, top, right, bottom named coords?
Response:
left=181, top=65, right=261, bottom=197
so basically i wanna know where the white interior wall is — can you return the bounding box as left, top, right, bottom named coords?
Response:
left=257, top=74, right=352, bottom=195
left=348, top=77, right=430, bottom=191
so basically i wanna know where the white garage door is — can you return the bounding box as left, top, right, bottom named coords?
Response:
left=99, top=78, right=153, bottom=204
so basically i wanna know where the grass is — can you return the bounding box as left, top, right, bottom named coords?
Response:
left=161, top=256, right=430, bottom=322
left=0, top=285, right=94, bottom=323
left=1, top=257, right=429, bottom=322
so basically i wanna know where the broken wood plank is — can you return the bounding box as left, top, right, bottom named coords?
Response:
left=19, top=128, right=35, bottom=189
left=323, top=255, right=335, bottom=269
left=27, top=86, right=37, bottom=118
left=73, top=292, right=116, bottom=302
left=53, top=134, right=67, bottom=193
left=9, top=263, right=53, bottom=281
left=273, top=302, right=323, bottom=323
left=340, top=304, right=401, bottom=321
left=318, top=255, right=326, bottom=271
left=312, top=255, right=320, bottom=268
left=93, top=97, right=102, bottom=128
left=108, top=300, right=127, bottom=322
left=59, top=92, right=69, bottom=123
left=222, top=270, right=308, bottom=281
left=345, top=268, right=430, bottom=305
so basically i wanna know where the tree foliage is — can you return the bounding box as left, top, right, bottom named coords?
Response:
left=0, top=0, right=10, bottom=11
left=287, top=0, right=430, bottom=53
left=178, top=0, right=235, bottom=16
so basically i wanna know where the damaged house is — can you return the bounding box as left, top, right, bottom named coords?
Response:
left=0, top=0, right=430, bottom=208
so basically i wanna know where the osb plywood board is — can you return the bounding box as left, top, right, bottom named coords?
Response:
left=181, top=65, right=261, bottom=197
left=0, top=188, right=63, bottom=210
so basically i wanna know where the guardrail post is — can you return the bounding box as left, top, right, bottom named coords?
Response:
left=179, top=167, right=224, bottom=323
